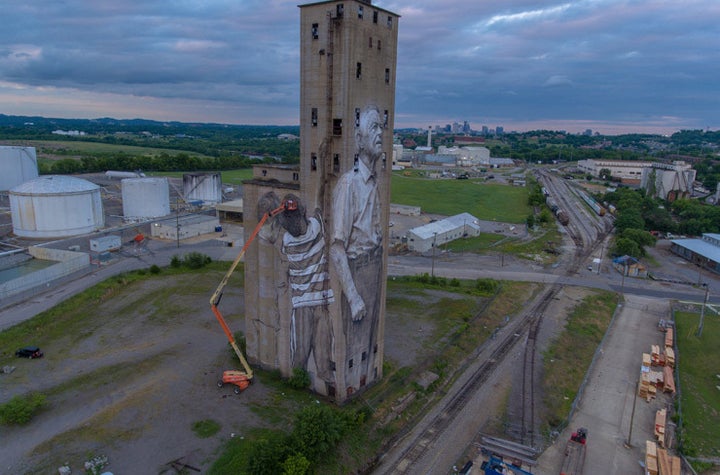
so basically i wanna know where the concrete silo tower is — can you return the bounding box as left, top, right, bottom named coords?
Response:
left=243, top=0, right=399, bottom=403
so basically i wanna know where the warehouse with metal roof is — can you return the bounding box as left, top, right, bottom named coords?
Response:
left=670, top=233, right=720, bottom=275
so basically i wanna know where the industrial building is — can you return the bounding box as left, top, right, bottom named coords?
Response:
left=576, top=159, right=653, bottom=184
left=406, top=213, right=482, bottom=253
left=670, top=233, right=720, bottom=275
left=640, top=161, right=696, bottom=201
left=577, top=158, right=697, bottom=200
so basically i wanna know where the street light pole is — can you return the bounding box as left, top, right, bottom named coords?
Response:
left=697, top=283, right=710, bottom=337
left=431, top=232, right=437, bottom=277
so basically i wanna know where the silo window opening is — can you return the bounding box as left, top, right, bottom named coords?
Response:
left=354, top=154, right=359, bottom=171
left=311, top=107, right=318, bottom=126
left=333, top=118, right=343, bottom=135
left=336, top=4, right=344, bottom=17
left=262, top=169, right=267, bottom=177
left=355, top=108, right=360, bottom=127
left=356, top=62, right=362, bottom=79
left=369, top=36, right=373, bottom=48
left=292, top=172, right=299, bottom=181
left=385, top=68, right=390, bottom=84
left=377, top=39, right=381, bottom=51
left=333, top=154, right=340, bottom=173
left=373, top=343, right=378, bottom=354
left=311, top=153, right=317, bottom=171
left=358, top=5, right=363, bottom=19
left=382, top=152, right=387, bottom=170
left=387, top=16, right=392, bottom=28
left=311, top=23, right=318, bottom=39
left=349, top=358, right=354, bottom=368
left=373, top=10, right=378, bottom=23
left=383, top=109, right=389, bottom=127
left=361, top=351, right=367, bottom=361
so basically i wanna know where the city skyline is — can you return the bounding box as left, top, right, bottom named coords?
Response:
left=1, top=1, right=718, bottom=135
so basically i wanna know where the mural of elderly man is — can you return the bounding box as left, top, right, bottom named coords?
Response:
left=330, top=106, right=385, bottom=393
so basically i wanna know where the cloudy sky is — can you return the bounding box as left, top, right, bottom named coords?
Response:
left=1, top=0, right=718, bottom=135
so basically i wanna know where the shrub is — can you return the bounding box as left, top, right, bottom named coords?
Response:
left=149, top=264, right=161, bottom=274
left=0, top=393, right=47, bottom=425
left=184, top=252, right=212, bottom=269
left=170, top=255, right=181, bottom=268
left=287, top=368, right=311, bottom=390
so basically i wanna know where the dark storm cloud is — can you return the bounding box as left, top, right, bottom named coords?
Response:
left=1, top=0, right=718, bottom=132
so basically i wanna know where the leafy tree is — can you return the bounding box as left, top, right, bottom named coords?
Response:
left=619, top=228, right=656, bottom=248
left=614, top=208, right=645, bottom=233
left=613, top=237, right=642, bottom=258
left=599, top=168, right=612, bottom=180
left=291, top=405, right=347, bottom=463
left=282, top=454, right=311, bottom=475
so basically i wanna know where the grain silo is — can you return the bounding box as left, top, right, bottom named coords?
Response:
left=183, top=172, right=222, bottom=204
left=121, top=177, right=170, bottom=222
left=0, top=146, right=39, bottom=191
left=9, top=175, right=104, bottom=238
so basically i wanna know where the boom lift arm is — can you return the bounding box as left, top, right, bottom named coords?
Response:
left=210, top=199, right=297, bottom=392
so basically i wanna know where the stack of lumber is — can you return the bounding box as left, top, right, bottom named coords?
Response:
left=651, top=345, right=666, bottom=366
left=665, top=328, right=674, bottom=348
left=643, top=352, right=652, bottom=368
left=657, top=447, right=682, bottom=475
left=639, top=371, right=659, bottom=401
left=663, top=365, right=675, bottom=393
left=655, top=408, right=667, bottom=447
left=664, top=347, right=675, bottom=367
left=646, top=440, right=659, bottom=475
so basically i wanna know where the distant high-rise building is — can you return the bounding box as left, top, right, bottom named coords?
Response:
left=495, top=126, right=504, bottom=135
left=583, top=129, right=593, bottom=136
left=481, top=125, right=489, bottom=135
left=463, top=121, right=471, bottom=134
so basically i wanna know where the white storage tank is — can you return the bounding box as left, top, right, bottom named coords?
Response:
left=0, top=146, right=39, bottom=191
left=183, top=172, right=222, bottom=204
left=9, top=175, right=104, bottom=238
left=121, top=177, right=170, bottom=222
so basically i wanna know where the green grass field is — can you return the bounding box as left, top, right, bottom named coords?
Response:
left=675, top=310, right=720, bottom=460
left=391, top=173, right=530, bottom=223
left=6, top=139, right=212, bottom=158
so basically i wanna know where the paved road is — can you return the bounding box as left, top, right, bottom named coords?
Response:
left=3, top=239, right=716, bottom=332
left=534, top=295, right=670, bottom=475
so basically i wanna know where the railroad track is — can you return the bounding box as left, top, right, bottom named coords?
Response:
left=379, top=171, right=614, bottom=473
left=384, top=286, right=563, bottom=474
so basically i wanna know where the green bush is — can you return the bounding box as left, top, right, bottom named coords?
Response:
left=0, top=393, right=47, bottom=425
left=287, top=368, right=311, bottom=390
left=149, top=264, right=161, bottom=274
left=170, top=255, right=181, bottom=268
left=184, top=252, right=212, bottom=269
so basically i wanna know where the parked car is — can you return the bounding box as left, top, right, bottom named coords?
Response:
left=15, top=346, right=43, bottom=359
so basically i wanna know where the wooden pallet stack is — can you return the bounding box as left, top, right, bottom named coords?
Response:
left=646, top=440, right=681, bottom=475
left=646, top=440, right=659, bottom=475
left=655, top=408, right=667, bottom=447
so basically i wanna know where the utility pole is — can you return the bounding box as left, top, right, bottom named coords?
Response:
left=431, top=232, right=437, bottom=277
left=176, top=197, right=180, bottom=249
left=697, top=283, right=710, bottom=337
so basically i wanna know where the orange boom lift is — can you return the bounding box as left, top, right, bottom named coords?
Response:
left=210, top=199, right=297, bottom=393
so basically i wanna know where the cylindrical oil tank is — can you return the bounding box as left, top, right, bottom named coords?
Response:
left=9, top=175, right=104, bottom=238
left=121, top=177, right=170, bottom=221
left=183, top=172, right=222, bottom=204
left=0, top=146, right=39, bottom=191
